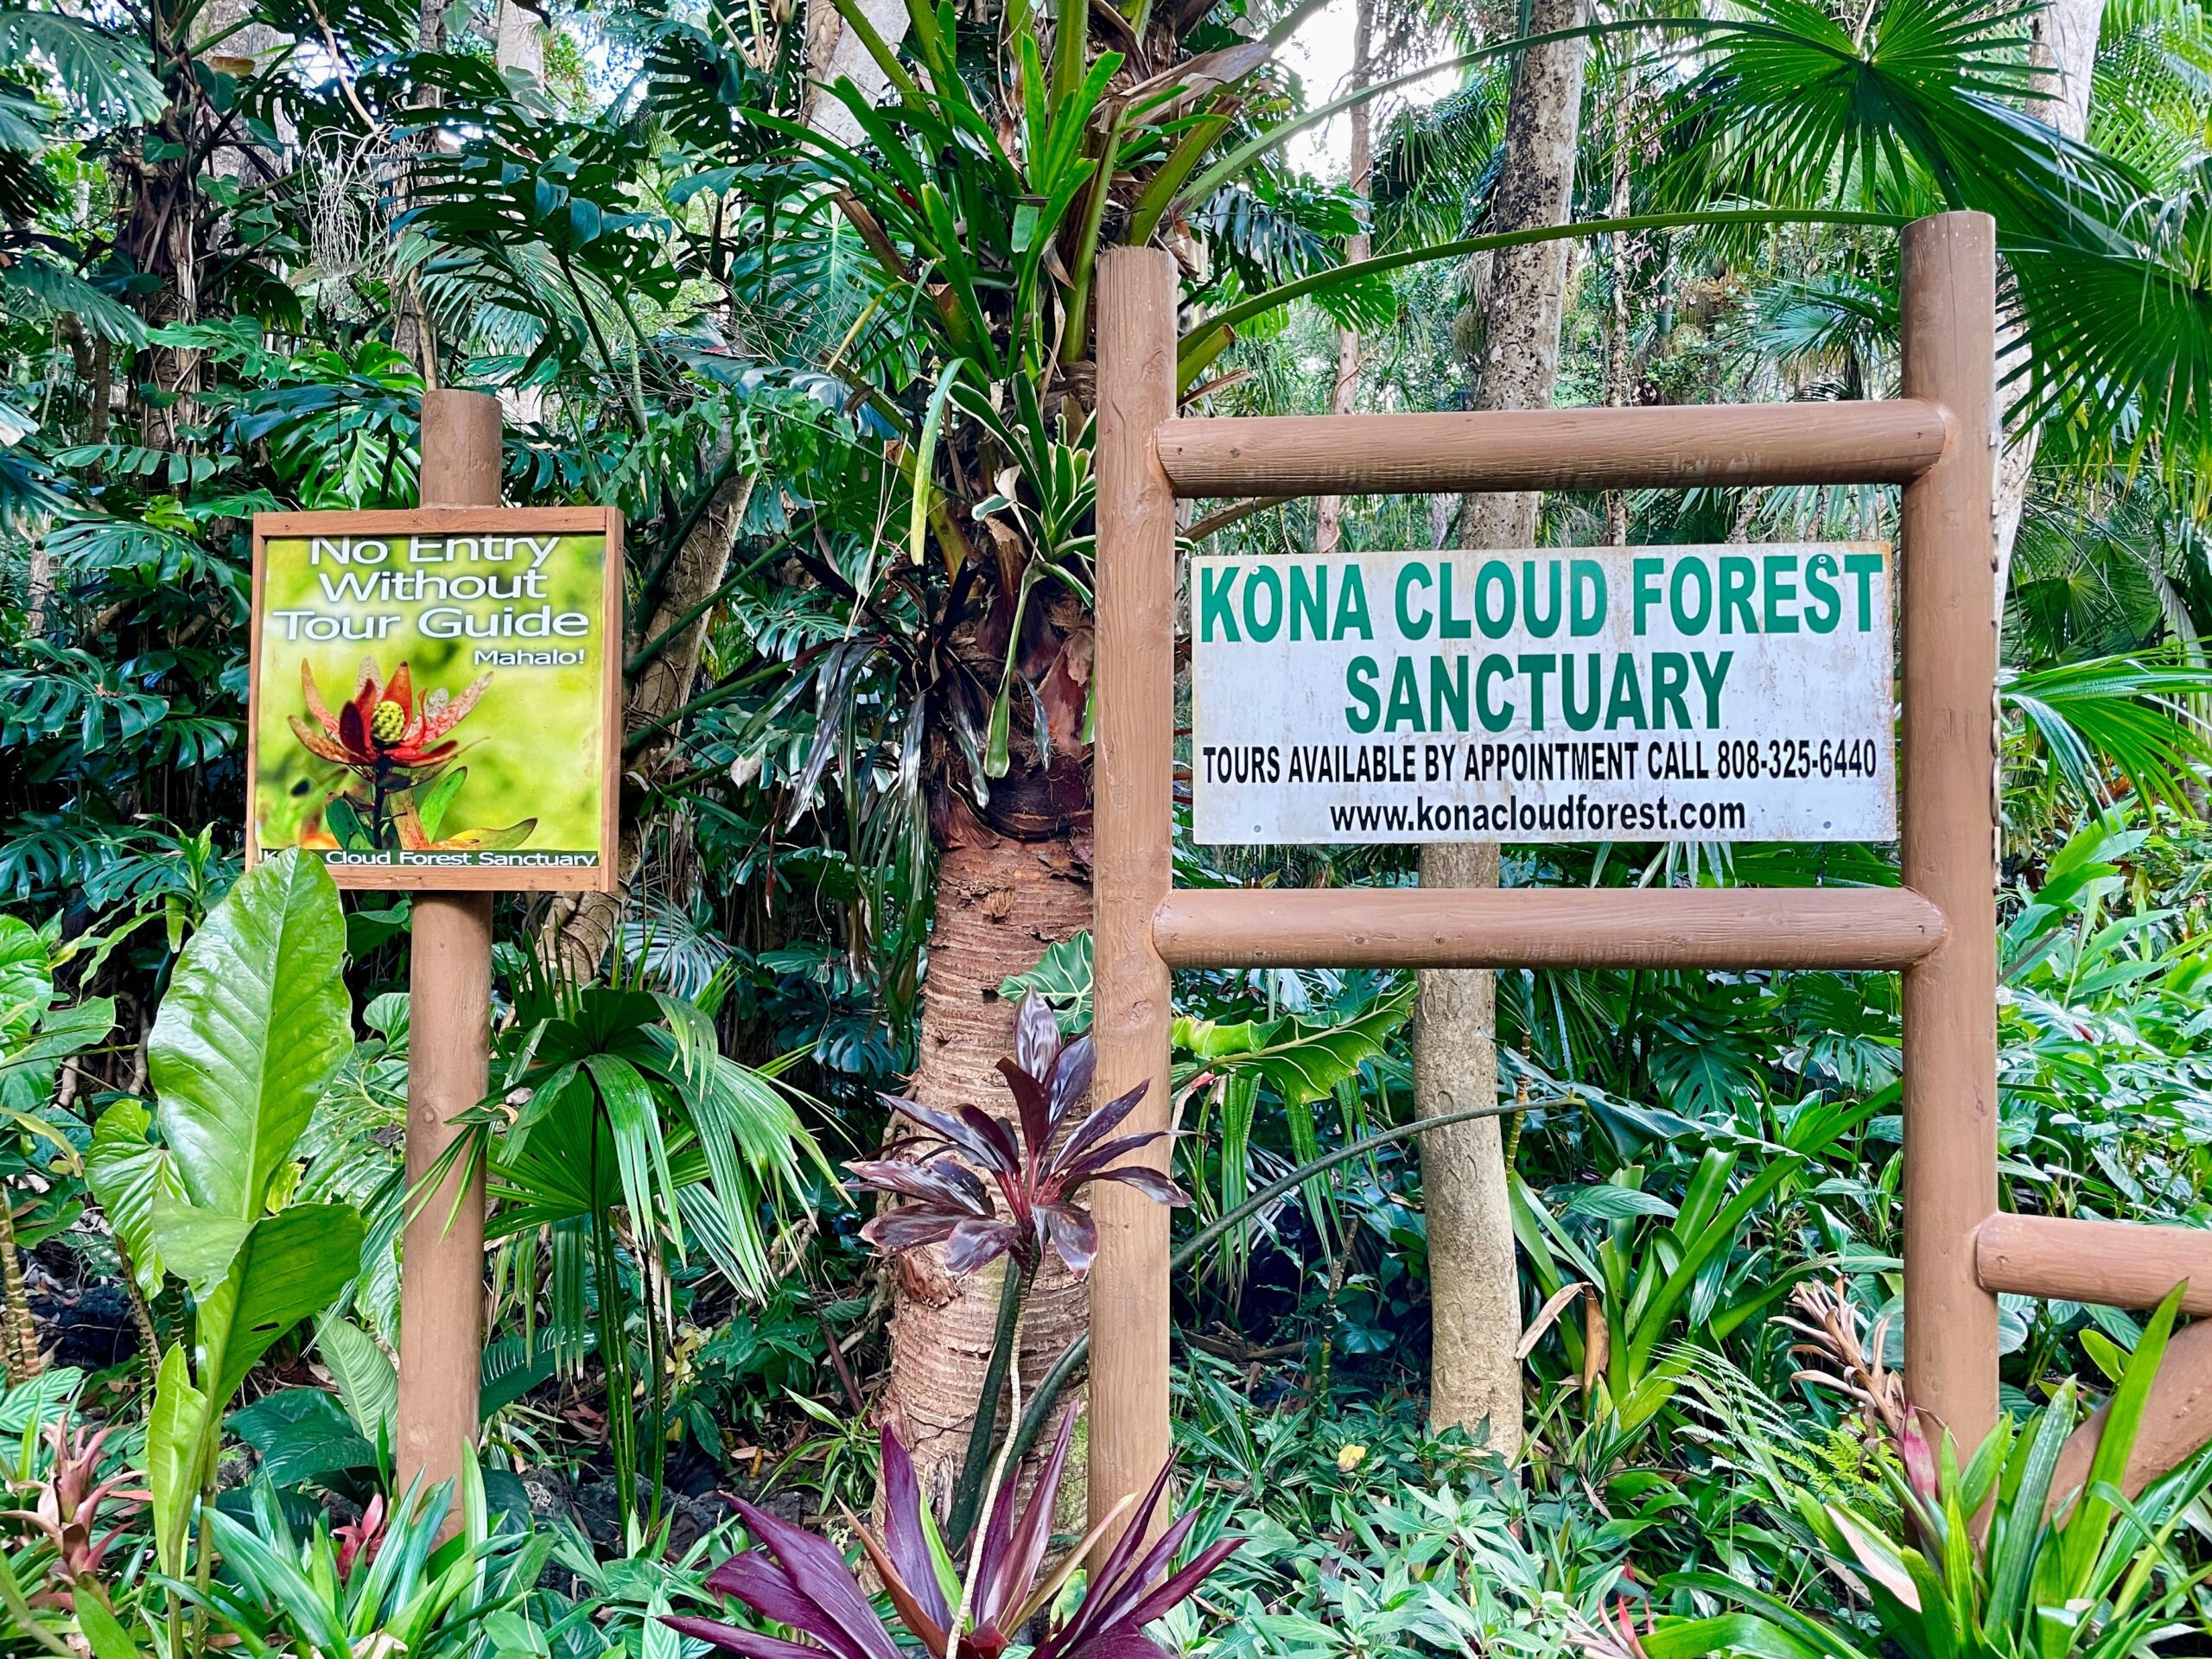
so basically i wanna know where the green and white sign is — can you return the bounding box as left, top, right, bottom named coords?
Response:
left=1191, top=545, right=1895, bottom=845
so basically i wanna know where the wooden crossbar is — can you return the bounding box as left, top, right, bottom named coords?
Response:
left=1975, top=1213, right=2212, bottom=1315
left=1154, top=401, right=1952, bottom=499
left=1151, top=887, right=1947, bottom=970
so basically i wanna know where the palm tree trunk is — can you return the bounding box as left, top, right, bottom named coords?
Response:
left=1419, top=0, right=1590, bottom=1459
left=880, top=833, right=1091, bottom=1510
left=0, top=1185, right=44, bottom=1383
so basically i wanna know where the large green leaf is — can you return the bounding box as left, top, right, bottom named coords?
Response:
left=315, top=1314, right=397, bottom=1448
left=230, top=1388, right=377, bottom=1487
left=211, top=1203, right=367, bottom=1399
left=0, top=913, right=48, bottom=1036
left=1173, top=980, right=1414, bottom=1104
left=149, top=850, right=353, bottom=1221
left=84, top=1099, right=181, bottom=1295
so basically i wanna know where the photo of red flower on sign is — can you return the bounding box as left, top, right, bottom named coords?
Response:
left=288, top=658, right=537, bottom=854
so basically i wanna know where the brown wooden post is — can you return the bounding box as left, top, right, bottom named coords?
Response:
left=397, top=389, right=500, bottom=1517
left=1899, top=211, right=2000, bottom=1452
left=1090, top=247, right=1178, bottom=1539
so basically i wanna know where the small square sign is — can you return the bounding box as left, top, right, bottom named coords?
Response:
left=247, top=507, right=622, bottom=891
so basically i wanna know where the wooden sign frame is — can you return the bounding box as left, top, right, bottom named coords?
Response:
left=247, top=505, right=623, bottom=893
left=1083, top=213, right=2212, bottom=1541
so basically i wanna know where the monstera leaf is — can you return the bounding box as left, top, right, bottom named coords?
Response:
left=1173, top=980, right=1414, bottom=1104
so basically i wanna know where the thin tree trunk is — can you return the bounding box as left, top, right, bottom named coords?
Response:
left=1605, top=54, right=1636, bottom=549
left=544, top=474, right=755, bottom=980
left=1313, top=0, right=1375, bottom=556
left=1419, top=0, right=1589, bottom=1459
left=495, top=0, right=550, bottom=426
left=880, top=835, right=1091, bottom=1509
left=1992, top=0, right=2104, bottom=613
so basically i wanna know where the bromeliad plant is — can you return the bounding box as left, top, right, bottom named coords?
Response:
left=666, top=1405, right=1239, bottom=1659
left=1643, top=1282, right=2212, bottom=1659
left=846, top=990, right=1181, bottom=1546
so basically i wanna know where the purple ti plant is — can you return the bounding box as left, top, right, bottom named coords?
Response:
left=843, top=992, right=1185, bottom=1545
left=665, top=1406, right=1237, bottom=1659
left=846, top=991, right=1182, bottom=1277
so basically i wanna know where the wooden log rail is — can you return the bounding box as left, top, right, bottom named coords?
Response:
left=1975, top=1213, right=2212, bottom=1315
left=1151, top=887, right=1948, bottom=970
left=1154, top=401, right=1953, bottom=499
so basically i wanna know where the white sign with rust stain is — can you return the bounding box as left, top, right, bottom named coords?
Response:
left=1191, top=545, right=1896, bottom=845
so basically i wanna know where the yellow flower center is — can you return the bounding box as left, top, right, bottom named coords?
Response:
left=371, top=700, right=407, bottom=743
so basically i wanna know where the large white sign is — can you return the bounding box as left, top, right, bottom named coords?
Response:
left=1191, top=545, right=1895, bottom=845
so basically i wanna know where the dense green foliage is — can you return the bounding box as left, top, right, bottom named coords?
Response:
left=4, top=0, right=2212, bottom=1649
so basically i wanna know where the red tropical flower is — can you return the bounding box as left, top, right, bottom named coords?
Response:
left=847, top=992, right=1184, bottom=1277
left=289, top=657, right=489, bottom=775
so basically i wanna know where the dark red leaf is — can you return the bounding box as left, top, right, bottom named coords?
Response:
left=995, top=1058, right=1053, bottom=1164
left=1041, top=1204, right=1098, bottom=1276
left=659, top=1616, right=832, bottom=1659
left=881, top=1093, right=1012, bottom=1170
left=1059, top=1079, right=1149, bottom=1170
left=989, top=1404, right=1079, bottom=1624
left=702, top=1553, right=851, bottom=1654
left=1013, top=991, right=1062, bottom=1081
left=1052, top=1130, right=1170, bottom=1188
left=1047, top=1033, right=1096, bottom=1139
left=730, top=1500, right=905, bottom=1659
left=860, top=1211, right=963, bottom=1256
left=1057, top=1458, right=1177, bottom=1648
left=847, top=1157, right=993, bottom=1215
left=842, top=1509, right=951, bottom=1654
left=942, top=1216, right=1021, bottom=1274
left=956, top=1104, right=1023, bottom=1173
left=1113, top=1535, right=1244, bottom=1630
left=879, top=1428, right=950, bottom=1631
left=1049, top=1630, right=1175, bottom=1659
left=1082, top=1166, right=1187, bottom=1207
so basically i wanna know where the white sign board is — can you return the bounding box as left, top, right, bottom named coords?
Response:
left=1192, top=545, right=1895, bottom=844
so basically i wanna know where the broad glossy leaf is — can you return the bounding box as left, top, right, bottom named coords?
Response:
left=213, top=1202, right=368, bottom=1399
left=148, top=1344, right=208, bottom=1575
left=230, top=1387, right=376, bottom=1486
left=148, top=1193, right=251, bottom=1296
left=316, top=1314, right=398, bottom=1447
left=149, top=850, right=353, bottom=1220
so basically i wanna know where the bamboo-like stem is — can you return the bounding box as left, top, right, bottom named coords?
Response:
left=0, top=1185, right=41, bottom=1382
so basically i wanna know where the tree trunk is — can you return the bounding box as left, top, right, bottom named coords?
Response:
left=1605, top=53, right=1637, bottom=549
left=544, top=473, right=755, bottom=980
left=1419, top=0, right=1589, bottom=1458
left=880, top=834, right=1092, bottom=1509
left=804, top=0, right=913, bottom=149
left=1991, top=0, right=2105, bottom=612
left=495, top=0, right=550, bottom=425
left=1313, top=0, right=1375, bottom=556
